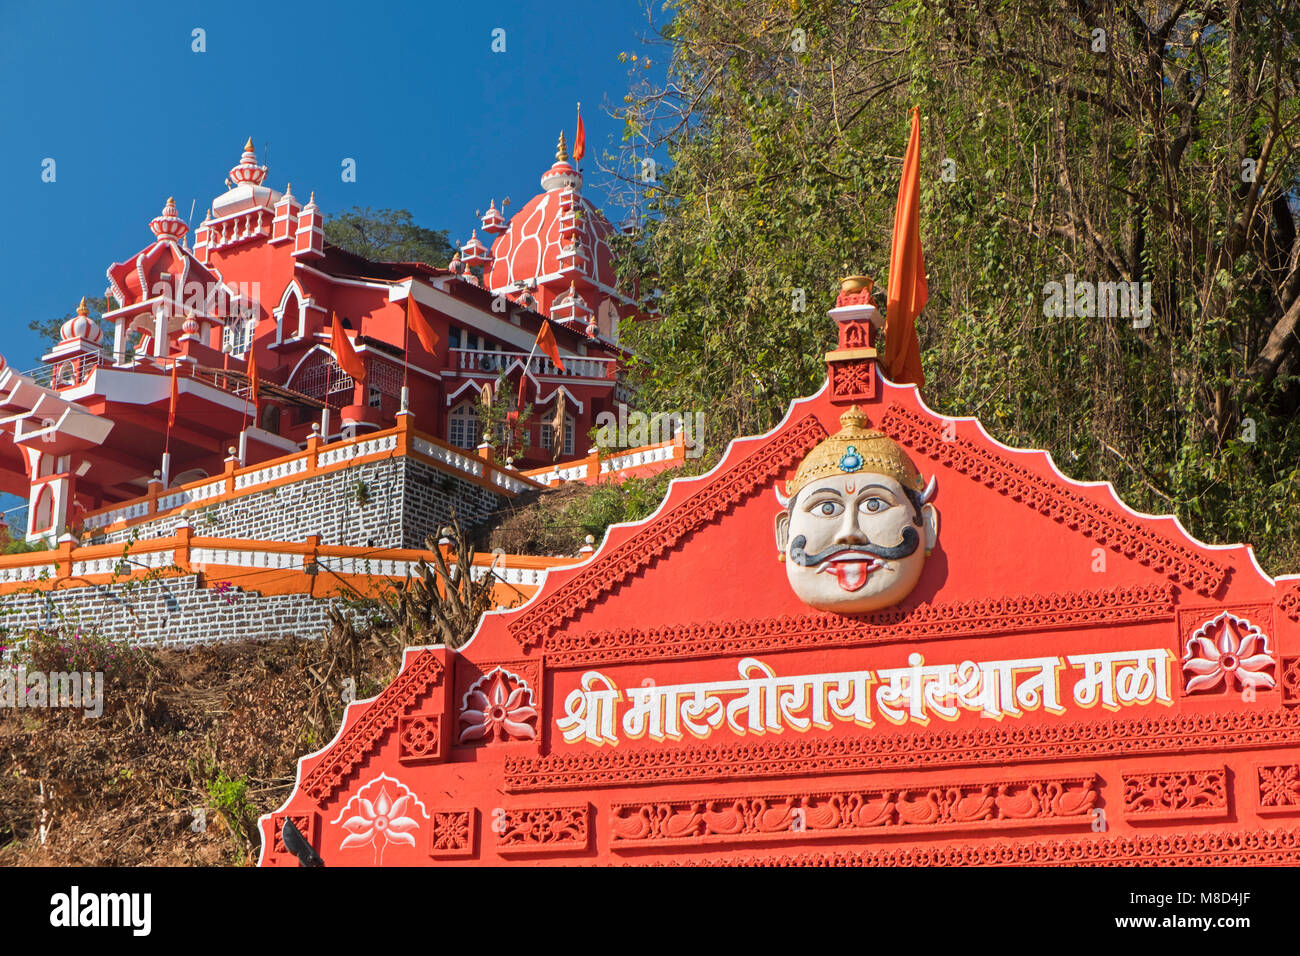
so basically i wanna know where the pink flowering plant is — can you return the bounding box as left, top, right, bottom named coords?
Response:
left=213, top=580, right=240, bottom=605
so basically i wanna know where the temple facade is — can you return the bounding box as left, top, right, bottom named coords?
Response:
left=259, top=278, right=1300, bottom=867
left=2, top=133, right=635, bottom=543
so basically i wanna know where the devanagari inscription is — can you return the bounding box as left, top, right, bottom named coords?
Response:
left=556, top=648, right=1173, bottom=746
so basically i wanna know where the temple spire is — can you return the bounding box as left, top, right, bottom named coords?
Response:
left=229, top=137, right=268, bottom=187
left=149, top=196, right=189, bottom=242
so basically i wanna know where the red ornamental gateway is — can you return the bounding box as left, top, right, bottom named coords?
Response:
left=260, top=279, right=1300, bottom=866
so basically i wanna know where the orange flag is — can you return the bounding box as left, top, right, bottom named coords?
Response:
left=247, top=348, right=260, bottom=413
left=533, top=319, right=565, bottom=372
left=330, top=312, right=366, bottom=382
left=573, top=103, right=586, bottom=163
left=885, top=107, right=928, bottom=389
left=167, top=362, right=180, bottom=428
left=406, top=293, right=439, bottom=354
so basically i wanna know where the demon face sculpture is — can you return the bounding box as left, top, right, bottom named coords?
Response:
left=775, top=407, right=938, bottom=613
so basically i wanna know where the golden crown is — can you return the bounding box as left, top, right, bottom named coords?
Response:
left=785, top=407, right=924, bottom=500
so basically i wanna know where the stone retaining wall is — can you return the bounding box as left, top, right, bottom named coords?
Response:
left=0, top=574, right=342, bottom=648
left=98, top=457, right=506, bottom=549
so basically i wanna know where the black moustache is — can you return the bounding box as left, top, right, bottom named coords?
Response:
left=788, top=527, right=920, bottom=567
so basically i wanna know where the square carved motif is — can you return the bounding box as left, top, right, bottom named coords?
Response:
left=429, top=808, right=477, bottom=858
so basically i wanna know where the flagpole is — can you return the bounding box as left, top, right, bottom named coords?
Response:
left=401, top=285, right=412, bottom=412
left=162, top=357, right=176, bottom=487
left=323, top=319, right=334, bottom=441
left=240, top=353, right=251, bottom=434
left=522, top=327, right=543, bottom=411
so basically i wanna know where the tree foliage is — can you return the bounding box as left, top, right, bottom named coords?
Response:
left=324, top=206, right=456, bottom=267
left=608, top=0, right=1300, bottom=571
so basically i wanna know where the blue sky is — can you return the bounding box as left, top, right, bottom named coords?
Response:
left=0, top=0, right=666, bottom=368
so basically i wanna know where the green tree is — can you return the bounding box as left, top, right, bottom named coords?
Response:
left=475, top=374, right=534, bottom=464
left=609, top=0, right=1300, bottom=572
left=324, top=207, right=456, bottom=267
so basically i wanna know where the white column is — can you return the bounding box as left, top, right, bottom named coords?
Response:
left=113, top=317, right=129, bottom=365
left=153, top=307, right=167, bottom=358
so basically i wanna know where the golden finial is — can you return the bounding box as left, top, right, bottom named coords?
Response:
left=556, top=131, right=569, bottom=162
left=840, top=275, right=874, bottom=295
left=244, top=136, right=255, bottom=153
left=76, top=297, right=89, bottom=316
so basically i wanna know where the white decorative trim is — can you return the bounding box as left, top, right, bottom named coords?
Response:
left=411, top=436, right=484, bottom=478
left=234, top=456, right=308, bottom=490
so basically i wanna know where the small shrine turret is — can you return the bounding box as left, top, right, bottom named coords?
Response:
left=271, top=183, right=301, bottom=245
left=825, top=274, right=881, bottom=404
left=293, top=192, right=324, bottom=260
left=480, top=198, right=507, bottom=235
left=549, top=281, right=592, bottom=328
left=460, top=230, right=490, bottom=270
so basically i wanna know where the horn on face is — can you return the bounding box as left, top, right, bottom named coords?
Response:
left=774, top=482, right=792, bottom=509
left=920, top=474, right=937, bottom=504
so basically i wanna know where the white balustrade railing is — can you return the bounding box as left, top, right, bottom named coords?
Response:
left=412, top=437, right=484, bottom=477
left=599, top=443, right=676, bottom=474
left=234, top=457, right=307, bottom=490
left=317, top=433, right=397, bottom=468
left=450, top=348, right=613, bottom=381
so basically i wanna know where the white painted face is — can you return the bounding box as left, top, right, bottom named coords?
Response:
left=775, top=472, right=938, bottom=613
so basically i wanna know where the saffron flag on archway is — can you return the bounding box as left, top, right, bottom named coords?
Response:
left=573, top=103, right=586, bottom=163
left=331, top=312, right=366, bottom=382
left=407, top=293, right=439, bottom=355
left=533, top=318, right=565, bottom=372
left=885, top=106, right=928, bottom=389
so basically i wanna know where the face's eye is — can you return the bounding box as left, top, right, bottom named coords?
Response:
left=811, top=499, right=844, bottom=517
left=860, top=497, right=889, bottom=514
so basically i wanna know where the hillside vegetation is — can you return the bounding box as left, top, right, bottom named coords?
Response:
left=611, top=0, right=1300, bottom=571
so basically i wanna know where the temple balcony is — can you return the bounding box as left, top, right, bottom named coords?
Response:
left=446, top=347, right=615, bottom=381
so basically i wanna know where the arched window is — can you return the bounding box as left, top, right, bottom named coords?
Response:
left=223, top=315, right=254, bottom=356
left=448, top=402, right=478, bottom=450
left=279, top=294, right=300, bottom=344
left=541, top=413, right=575, bottom=456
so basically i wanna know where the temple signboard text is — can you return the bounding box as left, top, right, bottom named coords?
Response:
left=557, top=646, right=1173, bottom=746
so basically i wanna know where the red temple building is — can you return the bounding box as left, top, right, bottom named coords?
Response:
left=0, top=133, right=636, bottom=543
left=258, top=278, right=1300, bottom=867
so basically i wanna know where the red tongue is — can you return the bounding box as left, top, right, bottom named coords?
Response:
left=833, top=560, right=870, bottom=592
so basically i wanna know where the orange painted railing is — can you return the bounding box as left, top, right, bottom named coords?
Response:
left=521, top=434, right=688, bottom=486
left=0, top=531, right=580, bottom=606
left=79, top=414, right=543, bottom=538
